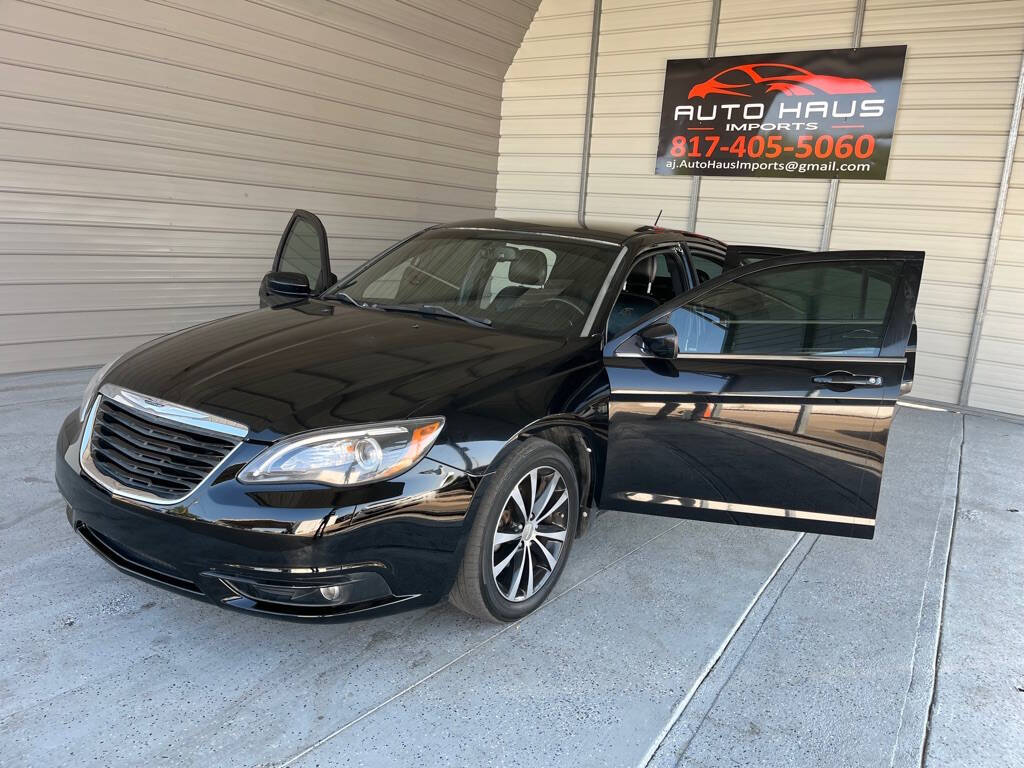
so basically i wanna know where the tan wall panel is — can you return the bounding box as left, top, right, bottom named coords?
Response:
left=0, top=159, right=494, bottom=220
left=1, top=0, right=540, bottom=373
left=0, top=282, right=256, bottom=316
left=973, top=132, right=1024, bottom=410
left=1, top=306, right=250, bottom=347
left=0, top=97, right=499, bottom=188
left=0, top=40, right=500, bottom=152
left=58, top=0, right=510, bottom=91
left=2, top=2, right=502, bottom=118
left=968, top=359, right=1024, bottom=414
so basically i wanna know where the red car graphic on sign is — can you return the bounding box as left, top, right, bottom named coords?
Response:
left=688, top=63, right=876, bottom=99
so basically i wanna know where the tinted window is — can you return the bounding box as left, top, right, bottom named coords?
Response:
left=482, top=245, right=555, bottom=306
left=361, top=237, right=471, bottom=303
left=669, top=261, right=902, bottom=357
left=650, top=252, right=681, bottom=303
left=687, top=239, right=727, bottom=284
left=335, top=231, right=617, bottom=338
left=278, top=218, right=324, bottom=288
left=608, top=252, right=685, bottom=338
left=690, top=252, right=725, bottom=283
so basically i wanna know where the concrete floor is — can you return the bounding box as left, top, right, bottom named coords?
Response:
left=1, top=369, right=1021, bottom=768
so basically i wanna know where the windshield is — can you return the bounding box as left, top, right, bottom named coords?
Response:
left=327, top=230, right=618, bottom=337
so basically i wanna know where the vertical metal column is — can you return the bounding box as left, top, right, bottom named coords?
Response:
left=687, top=0, right=721, bottom=232
left=819, top=0, right=868, bottom=250
left=577, top=0, right=603, bottom=227
left=959, top=42, right=1024, bottom=405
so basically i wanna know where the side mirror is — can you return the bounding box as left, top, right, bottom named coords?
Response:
left=264, top=271, right=311, bottom=298
left=638, top=322, right=678, bottom=359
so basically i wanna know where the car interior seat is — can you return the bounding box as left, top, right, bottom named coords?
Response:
left=491, top=249, right=548, bottom=311
left=608, top=258, right=661, bottom=338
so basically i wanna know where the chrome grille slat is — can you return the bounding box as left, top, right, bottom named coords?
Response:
left=82, top=390, right=245, bottom=504
left=92, top=455, right=193, bottom=493
left=100, top=405, right=235, bottom=453
left=95, top=420, right=220, bottom=467
left=93, top=437, right=208, bottom=481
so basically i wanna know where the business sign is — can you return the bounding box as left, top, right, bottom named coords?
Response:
left=655, top=46, right=907, bottom=180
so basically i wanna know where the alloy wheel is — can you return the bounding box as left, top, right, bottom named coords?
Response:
left=491, top=466, right=569, bottom=602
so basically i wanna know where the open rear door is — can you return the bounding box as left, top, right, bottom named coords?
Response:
left=599, top=250, right=923, bottom=538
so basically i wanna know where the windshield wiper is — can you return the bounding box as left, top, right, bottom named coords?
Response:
left=371, top=303, right=492, bottom=328
left=325, top=291, right=370, bottom=309
left=422, top=304, right=492, bottom=328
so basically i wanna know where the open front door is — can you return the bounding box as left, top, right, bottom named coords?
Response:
left=600, top=251, right=923, bottom=539
left=259, top=209, right=332, bottom=306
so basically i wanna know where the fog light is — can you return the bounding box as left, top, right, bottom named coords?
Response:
left=320, top=585, right=344, bottom=602
left=215, top=571, right=394, bottom=610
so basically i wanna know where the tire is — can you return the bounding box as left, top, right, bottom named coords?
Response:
left=449, top=438, right=579, bottom=622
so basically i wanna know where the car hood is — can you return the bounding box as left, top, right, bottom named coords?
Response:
left=106, top=301, right=570, bottom=440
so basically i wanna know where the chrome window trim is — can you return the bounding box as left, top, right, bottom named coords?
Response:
left=581, top=245, right=630, bottom=336
left=611, top=391, right=889, bottom=401
left=443, top=227, right=623, bottom=248
left=80, top=386, right=248, bottom=507
left=614, top=352, right=906, bottom=363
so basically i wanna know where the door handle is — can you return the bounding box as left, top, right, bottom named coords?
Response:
left=811, top=371, right=884, bottom=389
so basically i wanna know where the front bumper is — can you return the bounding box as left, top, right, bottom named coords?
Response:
left=56, top=411, right=476, bottom=621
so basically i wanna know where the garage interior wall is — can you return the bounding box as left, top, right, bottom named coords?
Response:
left=497, top=0, right=1024, bottom=414
left=0, top=0, right=540, bottom=374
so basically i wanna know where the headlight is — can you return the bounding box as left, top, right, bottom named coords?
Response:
left=238, top=418, right=444, bottom=486
left=79, top=356, right=122, bottom=421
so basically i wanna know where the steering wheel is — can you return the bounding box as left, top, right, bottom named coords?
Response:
left=539, top=296, right=587, bottom=325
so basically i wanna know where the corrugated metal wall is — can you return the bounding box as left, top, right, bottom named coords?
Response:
left=973, top=114, right=1024, bottom=413
left=0, top=0, right=539, bottom=373
left=497, top=0, right=1024, bottom=413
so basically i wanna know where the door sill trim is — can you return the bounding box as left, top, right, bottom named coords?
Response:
left=616, top=492, right=875, bottom=528
left=614, top=353, right=906, bottom=363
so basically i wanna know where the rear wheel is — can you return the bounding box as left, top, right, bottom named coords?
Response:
left=449, top=439, right=579, bottom=622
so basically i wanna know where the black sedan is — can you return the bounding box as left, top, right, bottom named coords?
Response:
left=55, top=213, right=923, bottom=622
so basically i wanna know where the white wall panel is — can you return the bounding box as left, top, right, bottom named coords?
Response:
left=497, top=0, right=1024, bottom=413
left=0, top=0, right=539, bottom=373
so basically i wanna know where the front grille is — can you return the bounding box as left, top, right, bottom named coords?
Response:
left=88, top=398, right=240, bottom=501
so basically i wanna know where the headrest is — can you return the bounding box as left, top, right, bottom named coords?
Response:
left=509, top=249, right=547, bottom=285
left=625, top=257, right=656, bottom=292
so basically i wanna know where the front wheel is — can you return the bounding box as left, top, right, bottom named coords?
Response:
left=449, top=438, right=579, bottom=622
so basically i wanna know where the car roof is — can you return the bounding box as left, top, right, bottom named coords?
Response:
left=433, top=217, right=728, bottom=251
